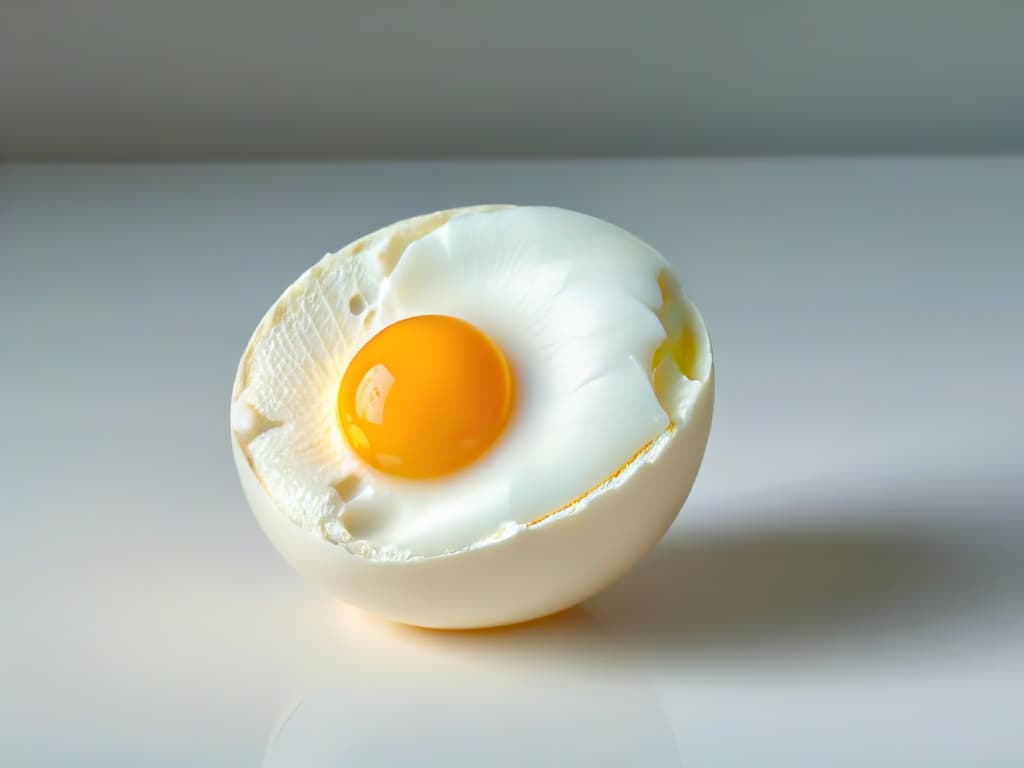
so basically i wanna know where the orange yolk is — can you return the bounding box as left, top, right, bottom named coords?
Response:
left=337, top=314, right=514, bottom=480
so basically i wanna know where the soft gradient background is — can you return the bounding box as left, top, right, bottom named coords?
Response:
left=1, top=159, right=1021, bottom=765
left=2, top=2, right=1023, bottom=764
left=3, top=0, right=1024, bottom=159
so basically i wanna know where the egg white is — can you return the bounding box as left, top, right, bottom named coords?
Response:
left=232, top=206, right=710, bottom=560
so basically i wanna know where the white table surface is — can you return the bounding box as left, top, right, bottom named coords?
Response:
left=1, top=158, right=1021, bottom=766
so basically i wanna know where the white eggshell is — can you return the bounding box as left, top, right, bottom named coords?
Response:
left=231, top=206, right=714, bottom=629
left=232, top=369, right=712, bottom=629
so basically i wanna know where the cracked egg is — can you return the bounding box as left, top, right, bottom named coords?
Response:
left=230, top=206, right=713, bottom=628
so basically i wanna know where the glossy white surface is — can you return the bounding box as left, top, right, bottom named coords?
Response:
left=2, top=158, right=1021, bottom=765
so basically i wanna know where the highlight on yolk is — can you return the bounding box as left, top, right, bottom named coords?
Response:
left=337, top=315, right=514, bottom=480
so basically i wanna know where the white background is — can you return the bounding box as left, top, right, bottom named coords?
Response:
left=1, top=158, right=1022, bottom=765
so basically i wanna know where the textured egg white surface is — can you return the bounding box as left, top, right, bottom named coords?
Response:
left=233, top=206, right=709, bottom=559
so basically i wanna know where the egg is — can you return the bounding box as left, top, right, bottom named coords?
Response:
left=231, top=206, right=713, bottom=628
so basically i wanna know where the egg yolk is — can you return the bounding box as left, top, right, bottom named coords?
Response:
left=337, top=314, right=514, bottom=480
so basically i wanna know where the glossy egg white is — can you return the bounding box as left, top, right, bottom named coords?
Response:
left=231, top=206, right=714, bottom=628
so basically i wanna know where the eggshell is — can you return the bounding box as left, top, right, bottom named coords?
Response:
left=231, top=368, right=712, bottom=629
